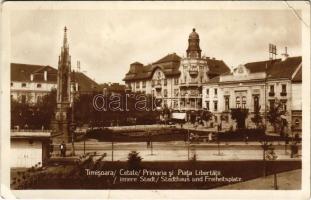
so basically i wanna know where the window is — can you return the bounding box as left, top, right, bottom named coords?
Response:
left=11, top=82, right=13, bottom=87
left=174, top=78, right=179, bottom=85
left=173, top=100, right=178, bottom=108
left=214, top=101, right=218, bottom=111
left=269, top=85, right=275, bottom=96
left=142, top=81, right=146, bottom=88
left=164, top=89, right=168, bottom=97
left=21, top=83, right=27, bottom=87
left=236, top=97, right=241, bottom=108
left=281, top=84, right=287, bottom=96
left=206, top=101, right=210, bottom=110
left=214, top=88, right=217, bottom=96
left=21, top=95, right=26, bottom=103
left=136, top=82, right=140, bottom=89
left=163, top=100, right=167, bottom=106
left=281, top=100, right=287, bottom=111
left=200, top=76, right=203, bottom=83
left=282, top=84, right=286, bottom=92
left=295, top=119, right=300, bottom=127
left=164, top=79, right=167, bottom=86
left=225, top=96, right=230, bottom=111
left=242, top=96, right=246, bottom=108
left=37, top=83, right=42, bottom=88
left=184, top=75, right=187, bottom=83
left=37, top=95, right=42, bottom=103
left=206, top=89, right=209, bottom=96
left=269, top=100, right=275, bottom=109
left=254, top=96, right=259, bottom=111
left=174, top=89, right=179, bottom=97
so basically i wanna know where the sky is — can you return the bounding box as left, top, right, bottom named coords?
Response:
left=10, top=9, right=301, bottom=84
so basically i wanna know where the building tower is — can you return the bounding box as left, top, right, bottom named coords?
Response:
left=52, top=27, right=72, bottom=143
left=186, top=28, right=202, bottom=58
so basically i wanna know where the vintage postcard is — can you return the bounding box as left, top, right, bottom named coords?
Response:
left=1, top=1, right=310, bottom=199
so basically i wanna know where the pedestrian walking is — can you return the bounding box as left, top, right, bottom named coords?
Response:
left=60, top=141, right=66, bottom=157
left=244, top=135, right=249, bottom=144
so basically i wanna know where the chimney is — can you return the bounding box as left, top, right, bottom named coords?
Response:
left=30, top=74, right=34, bottom=81
left=281, top=46, right=289, bottom=61
left=44, top=71, right=47, bottom=81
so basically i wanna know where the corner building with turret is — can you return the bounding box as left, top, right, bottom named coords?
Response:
left=123, top=28, right=230, bottom=111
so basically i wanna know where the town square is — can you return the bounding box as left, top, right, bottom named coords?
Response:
left=2, top=2, right=309, bottom=196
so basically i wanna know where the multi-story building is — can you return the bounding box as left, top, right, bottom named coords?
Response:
left=11, top=63, right=99, bottom=105
left=202, top=52, right=302, bottom=134
left=123, top=28, right=230, bottom=111
left=11, top=63, right=58, bottom=104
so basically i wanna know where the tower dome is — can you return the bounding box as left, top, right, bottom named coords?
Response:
left=189, top=28, right=199, bottom=39
left=186, top=28, right=201, bottom=58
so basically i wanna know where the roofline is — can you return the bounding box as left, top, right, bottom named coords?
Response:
left=11, top=63, right=57, bottom=70
left=291, top=63, right=302, bottom=80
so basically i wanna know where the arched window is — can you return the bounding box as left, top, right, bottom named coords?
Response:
left=242, top=96, right=246, bottom=108
left=225, top=96, right=230, bottom=111
left=236, top=97, right=240, bottom=108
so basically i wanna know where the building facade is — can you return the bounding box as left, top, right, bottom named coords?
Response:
left=123, top=28, right=230, bottom=111
left=202, top=53, right=302, bottom=134
left=11, top=131, right=51, bottom=168
left=11, top=63, right=58, bottom=104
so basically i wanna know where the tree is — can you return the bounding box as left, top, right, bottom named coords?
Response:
left=200, top=109, right=212, bottom=126
left=251, top=105, right=263, bottom=128
left=127, top=151, right=142, bottom=169
left=267, top=98, right=287, bottom=136
left=11, top=89, right=57, bottom=129
left=162, top=104, right=171, bottom=124
left=230, top=108, right=249, bottom=129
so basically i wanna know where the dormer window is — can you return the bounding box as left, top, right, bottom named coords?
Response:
left=37, top=83, right=42, bottom=88
left=21, top=83, right=26, bottom=87
left=11, top=82, right=13, bottom=87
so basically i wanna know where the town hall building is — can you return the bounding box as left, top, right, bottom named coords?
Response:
left=123, top=28, right=230, bottom=111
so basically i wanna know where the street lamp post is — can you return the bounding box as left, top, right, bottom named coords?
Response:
left=71, top=70, right=76, bottom=156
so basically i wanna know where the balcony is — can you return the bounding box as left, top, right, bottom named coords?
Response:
left=154, top=84, right=162, bottom=91
left=189, top=69, right=198, bottom=77
left=280, top=92, right=287, bottom=96
left=268, top=92, right=275, bottom=97
left=179, top=82, right=200, bottom=88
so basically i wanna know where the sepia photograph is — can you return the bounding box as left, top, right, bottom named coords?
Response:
left=1, top=1, right=310, bottom=199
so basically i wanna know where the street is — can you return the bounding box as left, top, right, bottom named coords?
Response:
left=53, top=140, right=301, bottom=161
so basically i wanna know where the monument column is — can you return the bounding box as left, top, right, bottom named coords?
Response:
left=51, top=27, right=72, bottom=143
